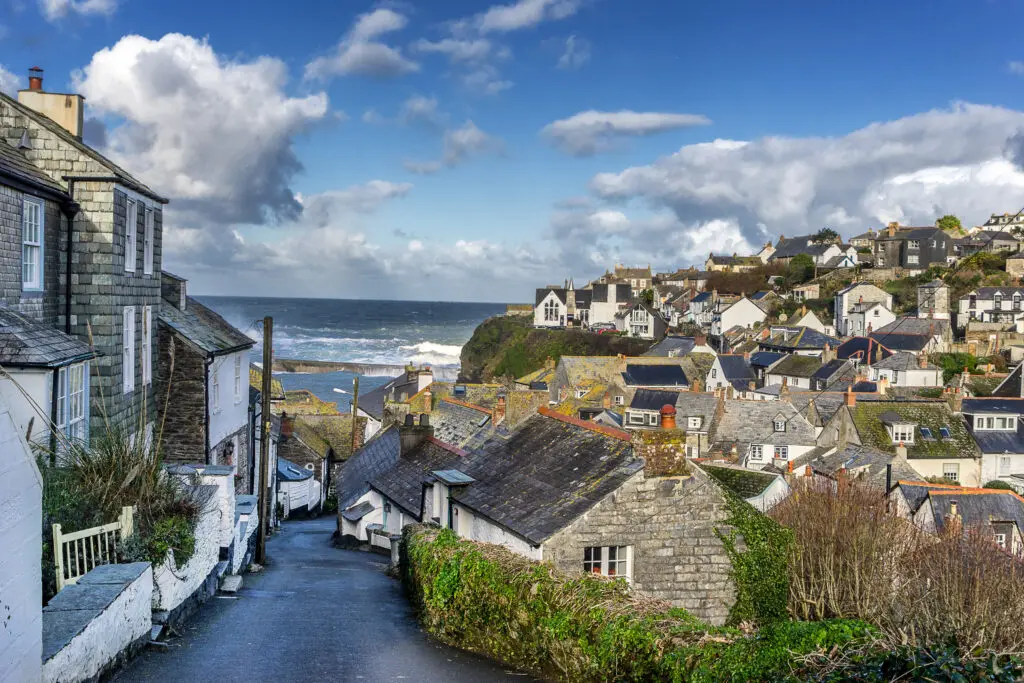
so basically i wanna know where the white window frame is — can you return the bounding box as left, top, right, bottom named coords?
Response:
left=122, top=307, right=135, bottom=394
left=544, top=298, right=559, bottom=322
left=942, top=462, right=960, bottom=482
left=575, top=389, right=588, bottom=399
left=125, top=199, right=138, bottom=273
left=890, top=424, right=915, bottom=444
left=614, top=395, right=624, bottom=406
left=749, top=444, right=763, bottom=461
left=688, top=416, right=702, bottom=429
left=775, top=445, right=789, bottom=460
left=773, top=419, right=786, bottom=432
left=141, top=305, right=152, bottom=386
left=234, top=354, right=242, bottom=403
left=22, top=197, right=44, bottom=291
left=647, top=413, right=658, bottom=426
left=143, top=208, right=155, bottom=275
left=1000, top=455, right=1012, bottom=476
left=583, top=546, right=631, bottom=580
left=907, top=254, right=919, bottom=265
left=212, top=362, right=221, bottom=414
left=629, top=412, right=645, bottom=425
left=56, top=362, right=89, bottom=444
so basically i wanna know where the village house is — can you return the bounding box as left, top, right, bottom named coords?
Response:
left=356, top=364, right=434, bottom=437
left=873, top=224, right=950, bottom=270
left=768, top=235, right=856, bottom=268
left=869, top=352, right=942, bottom=387
left=836, top=336, right=893, bottom=366
left=960, top=397, right=1024, bottom=488
left=704, top=253, right=762, bottom=272
left=708, top=398, right=818, bottom=470
left=916, top=280, right=951, bottom=320
left=834, top=282, right=893, bottom=337
left=755, top=241, right=776, bottom=263
left=589, top=282, right=633, bottom=326
left=790, top=308, right=833, bottom=336
left=595, top=264, right=653, bottom=290
left=625, top=389, right=680, bottom=429
left=892, top=480, right=1024, bottom=555
left=969, top=230, right=1019, bottom=254
left=688, top=290, right=717, bottom=327
left=981, top=212, right=1024, bottom=233
left=534, top=283, right=591, bottom=328
left=844, top=300, right=896, bottom=338
left=674, top=392, right=719, bottom=457
left=656, top=268, right=711, bottom=291
left=764, top=354, right=822, bottom=390
left=748, top=351, right=786, bottom=384
left=643, top=334, right=714, bottom=358
left=157, top=273, right=256, bottom=490
left=797, top=443, right=918, bottom=489
left=791, top=282, right=821, bottom=302
left=705, top=355, right=756, bottom=394
left=759, top=326, right=843, bottom=357
left=817, top=392, right=981, bottom=487
left=957, top=287, right=1024, bottom=330
left=709, top=296, right=766, bottom=341
left=849, top=229, right=878, bottom=249
left=615, top=301, right=667, bottom=340
left=0, top=72, right=168, bottom=438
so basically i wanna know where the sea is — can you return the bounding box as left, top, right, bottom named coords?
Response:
left=197, top=296, right=506, bottom=411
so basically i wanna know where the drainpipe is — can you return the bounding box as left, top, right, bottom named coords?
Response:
left=61, top=179, right=81, bottom=335
left=49, top=369, right=60, bottom=464
left=204, top=356, right=213, bottom=465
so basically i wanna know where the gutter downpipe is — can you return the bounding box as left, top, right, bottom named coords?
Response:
left=205, top=356, right=213, bottom=465
left=49, top=369, right=60, bottom=464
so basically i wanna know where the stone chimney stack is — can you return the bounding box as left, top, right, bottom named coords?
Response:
left=161, top=272, right=188, bottom=311
left=660, top=404, right=677, bottom=430
left=895, top=442, right=908, bottom=460
left=821, top=342, right=834, bottom=364
left=17, top=66, right=85, bottom=139
left=399, top=414, right=434, bottom=457
left=493, top=395, right=506, bottom=424
left=918, top=353, right=928, bottom=369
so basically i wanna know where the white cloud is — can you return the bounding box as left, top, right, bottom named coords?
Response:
left=461, top=64, right=513, bottom=95
left=543, top=110, right=712, bottom=156
left=476, top=0, right=580, bottom=33
left=411, top=38, right=495, bottom=63
left=589, top=103, right=1024, bottom=250
left=305, top=8, right=418, bottom=80
left=400, top=95, right=445, bottom=127
left=0, top=65, right=21, bottom=95
left=404, top=120, right=502, bottom=174
left=39, top=0, right=116, bottom=20
left=362, top=108, right=383, bottom=124
left=74, top=33, right=330, bottom=226
left=305, top=180, right=413, bottom=216
left=557, top=34, right=591, bottom=70
left=412, top=34, right=513, bottom=95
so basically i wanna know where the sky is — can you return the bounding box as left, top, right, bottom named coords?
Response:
left=5, top=0, right=1024, bottom=302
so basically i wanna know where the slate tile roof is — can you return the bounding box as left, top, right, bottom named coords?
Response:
left=717, top=355, right=756, bottom=388
left=804, top=444, right=918, bottom=487
left=621, top=363, right=688, bottom=387
left=277, top=457, right=313, bottom=482
left=358, top=375, right=404, bottom=420
left=849, top=400, right=977, bottom=459
left=341, top=501, right=374, bottom=522
left=370, top=439, right=464, bottom=518
left=875, top=317, right=950, bottom=337
left=836, top=336, right=894, bottom=363
left=761, top=326, right=842, bottom=352
left=336, top=426, right=400, bottom=509
left=0, top=138, right=68, bottom=196
left=674, top=392, right=719, bottom=429
left=293, top=414, right=364, bottom=460
left=159, top=296, right=254, bottom=357
left=928, top=489, right=1024, bottom=535
left=749, top=351, right=786, bottom=369
left=873, top=352, right=936, bottom=372
left=962, top=398, right=1024, bottom=414
left=431, top=399, right=496, bottom=449
left=450, top=410, right=642, bottom=545
left=992, top=364, right=1024, bottom=398
left=709, top=401, right=817, bottom=454
left=769, top=354, right=822, bottom=378
left=967, top=420, right=1024, bottom=455
left=770, top=235, right=820, bottom=259
left=0, top=306, right=95, bottom=367
left=790, top=391, right=848, bottom=427
left=643, top=336, right=696, bottom=357
left=812, top=359, right=854, bottom=385
left=868, top=332, right=930, bottom=353
left=701, top=464, right=780, bottom=499
left=630, top=389, right=681, bottom=411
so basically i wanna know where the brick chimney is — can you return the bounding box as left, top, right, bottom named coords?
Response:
left=779, top=377, right=791, bottom=402
left=918, top=353, right=928, bottom=369
left=660, top=404, right=677, bottom=429
left=17, top=66, right=85, bottom=139
left=950, top=387, right=964, bottom=413
left=691, top=377, right=702, bottom=393
left=280, top=411, right=294, bottom=439
left=895, top=442, right=908, bottom=460
left=493, top=395, right=506, bottom=424
left=161, top=272, right=188, bottom=311
left=845, top=387, right=856, bottom=407
left=694, top=334, right=706, bottom=347
left=602, top=392, right=611, bottom=409
left=399, top=414, right=434, bottom=457
left=878, top=376, right=888, bottom=396
left=821, top=342, right=834, bottom=364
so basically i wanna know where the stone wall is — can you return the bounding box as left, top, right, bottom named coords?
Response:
left=0, top=391, right=43, bottom=683
left=157, top=328, right=207, bottom=464
left=543, top=469, right=737, bottom=625
left=152, top=484, right=221, bottom=622
left=41, top=563, right=152, bottom=683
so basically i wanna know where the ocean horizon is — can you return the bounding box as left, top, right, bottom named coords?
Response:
left=199, top=296, right=506, bottom=410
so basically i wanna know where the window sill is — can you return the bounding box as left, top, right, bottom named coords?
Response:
left=21, top=288, right=44, bottom=298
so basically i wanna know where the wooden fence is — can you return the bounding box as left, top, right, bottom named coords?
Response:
left=53, top=506, right=134, bottom=592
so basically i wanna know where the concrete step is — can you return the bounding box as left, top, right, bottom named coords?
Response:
left=220, top=575, right=243, bottom=593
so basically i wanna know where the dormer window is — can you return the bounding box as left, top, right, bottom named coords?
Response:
left=908, top=240, right=920, bottom=250
left=773, top=418, right=786, bottom=432
left=888, top=423, right=914, bottom=444
left=688, top=416, right=702, bottom=429
left=974, top=414, right=1018, bottom=431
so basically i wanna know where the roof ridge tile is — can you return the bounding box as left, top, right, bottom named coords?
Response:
left=537, top=406, right=632, bottom=441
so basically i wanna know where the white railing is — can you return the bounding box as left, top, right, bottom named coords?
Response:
left=53, top=506, right=134, bottom=592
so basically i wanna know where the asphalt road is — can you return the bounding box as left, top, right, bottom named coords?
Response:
left=115, top=516, right=529, bottom=682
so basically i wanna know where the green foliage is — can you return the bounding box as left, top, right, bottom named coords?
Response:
left=640, top=288, right=654, bottom=305
left=936, top=215, right=962, bottom=233
left=984, top=480, right=1015, bottom=490
left=323, top=493, right=339, bottom=514
left=914, top=387, right=944, bottom=399
left=786, top=254, right=815, bottom=286
left=935, top=352, right=979, bottom=383
left=122, top=515, right=196, bottom=566
left=817, top=644, right=1024, bottom=682
left=716, top=493, right=792, bottom=625
left=402, top=525, right=875, bottom=682
left=811, top=228, right=839, bottom=244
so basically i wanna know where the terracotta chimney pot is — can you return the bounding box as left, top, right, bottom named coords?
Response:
left=659, top=404, right=677, bottom=430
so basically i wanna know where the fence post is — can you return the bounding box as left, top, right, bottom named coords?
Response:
left=120, top=506, right=134, bottom=538
left=52, top=523, right=65, bottom=593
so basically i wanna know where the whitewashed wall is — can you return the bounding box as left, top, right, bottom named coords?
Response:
left=152, top=488, right=220, bottom=612
left=42, top=564, right=152, bottom=683
left=198, top=470, right=236, bottom=549
left=1, top=369, right=51, bottom=444
left=457, top=503, right=543, bottom=561
left=0, top=391, right=43, bottom=683
left=209, top=350, right=249, bottom=457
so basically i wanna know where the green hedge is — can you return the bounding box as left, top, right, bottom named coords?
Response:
left=402, top=525, right=873, bottom=682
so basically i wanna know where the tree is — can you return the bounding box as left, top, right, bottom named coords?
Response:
left=640, top=288, right=654, bottom=305
left=786, top=253, right=815, bottom=285
left=936, top=214, right=962, bottom=233
left=811, top=227, right=839, bottom=244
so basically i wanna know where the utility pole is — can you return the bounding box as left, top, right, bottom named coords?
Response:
left=350, top=375, right=360, bottom=454
left=256, top=316, right=273, bottom=565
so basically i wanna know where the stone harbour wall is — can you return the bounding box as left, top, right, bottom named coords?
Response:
left=543, top=468, right=737, bottom=625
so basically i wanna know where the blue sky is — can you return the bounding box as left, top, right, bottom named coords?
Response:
left=4, top=0, right=1024, bottom=301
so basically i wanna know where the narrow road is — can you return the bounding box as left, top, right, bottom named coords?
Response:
left=116, top=516, right=528, bottom=682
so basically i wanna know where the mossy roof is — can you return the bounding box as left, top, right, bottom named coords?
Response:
left=701, top=465, right=779, bottom=499
left=769, top=354, right=822, bottom=378
left=516, top=365, right=556, bottom=386
left=249, top=365, right=284, bottom=400
left=428, top=382, right=504, bottom=409
left=293, top=414, right=366, bottom=460
left=851, top=400, right=977, bottom=459
left=280, top=389, right=340, bottom=416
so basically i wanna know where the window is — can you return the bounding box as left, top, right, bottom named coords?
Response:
left=583, top=546, right=630, bottom=579
left=122, top=307, right=135, bottom=393
left=995, top=532, right=1007, bottom=549
left=629, top=412, right=645, bottom=425
left=125, top=199, right=138, bottom=273
left=1001, top=456, right=1012, bottom=476
left=890, top=424, right=914, bottom=444
left=749, top=444, right=763, bottom=460
left=1015, top=295, right=1021, bottom=312
left=22, top=198, right=43, bottom=290
left=234, top=355, right=242, bottom=402
left=212, top=364, right=221, bottom=413
left=544, top=298, right=559, bottom=322
left=995, top=294, right=1003, bottom=310
left=907, top=254, right=919, bottom=265
left=920, top=426, right=934, bottom=440
left=939, top=426, right=952, bottom=439
left=56, top=362, right=88, bottom=443
left=614, top=395, right=624, bottom=406
left=943, top=462, right=960, bottom=482
left=711, top=368, right=718, bottom=379
left=969, top=295, right=977, bottom=310
left=143, top=208, right=154, bottom=275
left=575, top=389, right=588, bottom=399
left=688, top=416, right=702, bottom=430
left=775, top=445, right=789, bottom=460
left=141, top=305, right=152, bottom=386
left=908, top=240, right=920, bottom=250
left=648, top=413, right=658, bottom=426
left=773, top=419, right=786, bottom=432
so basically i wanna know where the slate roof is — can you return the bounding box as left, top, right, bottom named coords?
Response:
left=535, top=287, right=566, bottom=306
left=701, top=464, right=780, bottom=499
left=336, top=426, right=400, bottom=509
left=823, top=254, right=853, bottom=268
left=277, top=457, right=313, bottom=482
left=771, top=235, right=818, bottom=259
left=370, top=439, right=463, bottom=518
left=868, top=332, right=930, bottom=353
left=749, top=351, right=787, bottom=369
left=790, top=392, right=848, bottom=426
left=449, top=410, right=641, bottom=545
left=0, top=91, right=166, bottom=202
left=431, top=399, right=496, bottom=449
left=928, top=489, right=1024, bottom=535
left=621, top=363, right=688, bottom=387
left=895, top=481, right=952, bottom=515
left=849, top=400, right=977, bottom=459
left=630, top=389, right=681, bottom=411
left=769, top=354, right=822, bottom=378
left=341, top=501, right=374, bottom=522
left=710, top=401, right=817, bottom=454
left=358, top=376, right=404, bottom=421
left=874, top=317, right=949, bottom=337
left=992, top=364, right=1024, bottom=398
left=805, top=444, right=918, bottom=487
left=717, top=355, right=756, bottom=387
left=643, top=336, right=696, bottom=357
left=574, top=289, right=592, bottom=309
left=836, top=336, right=894, bottom=363
left=691, top=291, right=713, bottom=304
left=159, top=295, right=254, bottom=357
left=673, top=392, right=719, bottom=429
left=970, top=287, right=1024, bottom=299
left=967, top=420, right=1024, bottom=455
left=962, top=398, right=1024, bottom=414
left=761, top=326, right=842, bottom=351
left=0, top=139, right=69, bottom=198
left=873, top=352, right=935, bottom=371
left=0, top=306, right=96, bottom=367
left=812, top=359, right=854, bottom=386
left=292, top=414, right=363, bottom=460
left=591, top=283, right=631, bottom=303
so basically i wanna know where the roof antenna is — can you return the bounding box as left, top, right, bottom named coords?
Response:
left=17, top=130, right=31, bottom=150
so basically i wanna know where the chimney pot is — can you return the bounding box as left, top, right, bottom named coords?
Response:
left=28, top=67, right=43, bottom=91
left=404, top=414, right=415, bottom=427
left=659, top=404, right=677, bottom=430
left=419, top=414, right=430, bottom=427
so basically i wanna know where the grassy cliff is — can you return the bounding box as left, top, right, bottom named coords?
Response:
left=459, top=316, right=653, bottom=382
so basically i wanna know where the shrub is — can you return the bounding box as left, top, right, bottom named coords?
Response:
left=985, top=480, right=1015, bottom=490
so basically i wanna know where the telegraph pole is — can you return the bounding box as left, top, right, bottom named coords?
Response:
left=256, top=316, right=273, bottom=565
left=350, top=375, right=360, bottom=453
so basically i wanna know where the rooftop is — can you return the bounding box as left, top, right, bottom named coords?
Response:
left=850, top=400, right=976, bottom=459
left=159, top=295, right=254, bottom=358
left=0, top=306, right=96, bottom=368
left=701, top=464, right=780, bottom=499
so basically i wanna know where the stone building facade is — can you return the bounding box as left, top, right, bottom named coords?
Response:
left=543, top=467, right=737, bottom=625
left=0, top=83, right=167, bottom=437
left=0, top=180, right=67, bottom=322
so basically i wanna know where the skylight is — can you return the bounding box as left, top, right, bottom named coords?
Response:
left=939, top=426, right=952, bottom=439
left=920, top=426, right=934, bottom=440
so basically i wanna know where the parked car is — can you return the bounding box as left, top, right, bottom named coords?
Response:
left=590, top=323, right=617, bottom=333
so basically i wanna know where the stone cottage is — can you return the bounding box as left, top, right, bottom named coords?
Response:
left=0, top=70, right=168, bottom=438
left=157, top=273, right=255, bottom=491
